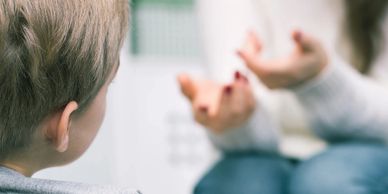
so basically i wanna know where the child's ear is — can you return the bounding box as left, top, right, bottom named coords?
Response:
left=45, top=101, right=78, bottom=153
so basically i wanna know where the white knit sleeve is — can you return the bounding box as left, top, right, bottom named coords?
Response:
left=293, top=58, right=388, bottom=143
left=206, top=101, right=281, bottom=153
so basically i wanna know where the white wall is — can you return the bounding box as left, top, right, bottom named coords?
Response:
left=110, top=53, right=218, bottom=194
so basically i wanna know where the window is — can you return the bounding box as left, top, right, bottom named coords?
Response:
left=131, top=0, right=201, bottom=60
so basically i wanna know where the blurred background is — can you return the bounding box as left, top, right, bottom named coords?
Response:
left=35, top=0, right=220, bottom=193
left=28, top=0, right=388, bottom=193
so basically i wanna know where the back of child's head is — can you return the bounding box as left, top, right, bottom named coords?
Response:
left=0, top=0, right=129, bottom=160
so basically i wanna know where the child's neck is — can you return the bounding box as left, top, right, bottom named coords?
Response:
left=0, top=155, right=45, bottom=177
left=1, top=161, right=35, bottom=177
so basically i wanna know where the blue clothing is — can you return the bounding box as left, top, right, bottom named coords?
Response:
left=0, top=167, right=141, bottom=194
left=195, top=143, right=388, bottom=194
left=290, top=143, right=388, bottom=194
left=194, top=153, right=293, bottom=194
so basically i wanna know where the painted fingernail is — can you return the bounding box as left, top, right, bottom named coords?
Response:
left=235, top=71, right=241, bottom=80
left=224, top=85, right=233, bottom=95
left=235, top=71, right=249, bottom=83
left=199, top=106, right=208, bottom=113
left=294, top=31, right=302, bottom=42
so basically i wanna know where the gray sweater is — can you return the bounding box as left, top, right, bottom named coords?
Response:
left=0, top=167, right=141, bottom=194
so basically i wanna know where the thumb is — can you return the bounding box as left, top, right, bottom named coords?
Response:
left=237, top=31, right=267, bottom=77
left=292, top=30, right=319, bottom=53
left=237, top=49, right=268, bottom=79
left=177, top=74, right=197, bottom=101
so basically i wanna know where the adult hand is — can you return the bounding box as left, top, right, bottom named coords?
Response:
left=177, top=72, right=256, bottom=134
left=238, top=31, right=328, bottom=89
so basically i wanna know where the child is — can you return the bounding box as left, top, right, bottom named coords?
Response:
left=0, top=0, right=139, bottom=193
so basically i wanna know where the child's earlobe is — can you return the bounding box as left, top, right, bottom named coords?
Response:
left=56, top=101, right=78, bottom=152
left=57, top=133, right=69, bottom=153
left=45, top=101, right=78, bottom=152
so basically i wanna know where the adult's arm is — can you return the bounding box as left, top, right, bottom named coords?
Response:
left=294, top=58, right=388, bottom=143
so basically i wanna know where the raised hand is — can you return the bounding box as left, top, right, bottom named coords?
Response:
left=237, top=31, right=328, bottom=89
left=177, top=72, right=256, bottom=134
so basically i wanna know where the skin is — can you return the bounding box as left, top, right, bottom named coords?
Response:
left=178, top=71, right=256, bottom=134
left=0, top=65, right=118, bottom=177
left=179, top=30, right=328, bottom=134
left=238, top=30, right=328, bottom=89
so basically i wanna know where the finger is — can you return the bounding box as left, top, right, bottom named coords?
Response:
left=215, top=84, right=234, bottom=123
left=234, top=71, right=249, bottom=84
left=237, top=32, right=268, bottom=76
left=209, top=84, right=233, bottom=118
left=219, top=82, right=251, bottom=118
left=194, top=104, right=209, bottom=125
left=231, top=80, right=256, bottom=112
left=237, top=49, right=270, bottom=78
left=250, top=31, right=262, bottom=52
left=177, top=74, right=196, bottom=101
left=292, top=30, right=319, bottom=53
left=220, top=84, right=234, bottom=104
left=241, top=31, right=262, bottom=56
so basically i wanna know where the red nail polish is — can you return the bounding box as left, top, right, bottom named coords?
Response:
left=294, top=31, right=302, bottom=42
left=235, top=71, right=241, bottom=80
left=224, top=85, right=233, bottom=95
left=199, top=106, right=208, bottom=113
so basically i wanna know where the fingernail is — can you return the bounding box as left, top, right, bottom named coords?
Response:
left=235, top=71, right=249, bottom=83
left=294, top=31, right=302, bottom=42
left=235, top=71, right=241, bottom=80
left=199, top=106, right=208, bottom=113
left=224, top=85, right=233, bottom=95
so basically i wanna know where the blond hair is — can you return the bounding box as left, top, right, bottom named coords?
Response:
left=0, top=0, right=129, bottom=158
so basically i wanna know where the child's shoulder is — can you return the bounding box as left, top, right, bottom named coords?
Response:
left=0, top=167, right=141, bottom=194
